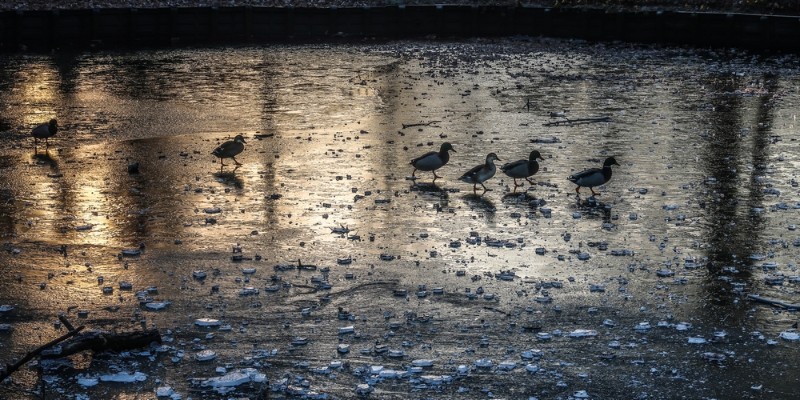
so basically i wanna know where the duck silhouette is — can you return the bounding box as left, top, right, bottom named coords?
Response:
left=460, top=153, right=501, bottom=194
left=501, top=150, right=544, bottom=191
left=212, top=134, right=246, bottom=167
left=568, top=156, right=619, bottom=196
left=410, top=142, right=455, bottom=180
left=31, top=119, right=58, bottom=151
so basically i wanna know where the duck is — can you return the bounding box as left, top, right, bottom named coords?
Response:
left=501, top=150, right=544, bottom=189
left=31, top=119, right=58, bottom=150
left=568, top=156, right=619, bottom=196
left=410, top=142, right=455, bottom=180
left=460, top=152, right=501, bottom=193
left=212, top=134, right=246, bottom=167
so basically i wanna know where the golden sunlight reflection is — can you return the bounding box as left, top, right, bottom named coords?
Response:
left=13, top=59, right=61, bottom=126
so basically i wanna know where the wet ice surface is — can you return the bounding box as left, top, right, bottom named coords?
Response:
left=1, top=39, right=799, bottom=399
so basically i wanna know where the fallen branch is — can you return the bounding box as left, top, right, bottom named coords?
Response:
left=40, top=329, right=162, bottom=359
left=543, top=116, right=611, bottom=127
left=402, top=121, right=441, bottom=129
left=483, top=306, right=509, bottom=316
left=748, top=294, right=800, bottom=310
left=0, top=325, right=85, bottom=382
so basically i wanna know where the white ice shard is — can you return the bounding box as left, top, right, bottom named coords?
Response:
left=202, top=368, right=266, bottom=387
left=99, top=372, right=147, bottom=383
left=779, top=330, right=800, bottom=341
left=195, top=350, right=217, bottom=361
left=156, top=386, right=174, bottom=397
left=569, top=329, right=598, bottom=338
left=77, top=376, right=99, bottom=387
left=194, top=318, right=221, bottom=327
left=411, top=359, right=433, bottom=367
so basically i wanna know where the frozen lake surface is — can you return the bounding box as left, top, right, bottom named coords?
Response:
left=0, top=38, right=799, bottom=399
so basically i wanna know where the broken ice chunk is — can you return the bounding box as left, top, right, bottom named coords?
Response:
left=634, top=322, right=652, bottom=332
left=99, top=372, right=147, bottom=382
left=144, top=302, right=170, bottom=311
left=155, top=386, right=174, bottom=397
left=77, top=376, right=99, bottom=387
left=195, top=350, right=217, bottom=361
left=194, top=318, right=221, bottom=327
left=779, top=330, right=799, bottom=341
left=569, top=329, right=598, bottom=338
left=412, top=359, right=433, bottom=368
left=202, top=368, right=266, bottom=388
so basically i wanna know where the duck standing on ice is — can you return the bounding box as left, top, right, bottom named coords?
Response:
left=501, top=150, right=544, bottom=191
left=212, top=134, right=246, bottom=167
left=568, top=156, right=619, bottom=196
left=31, top=119, right=58, bottom=152
left=410, top=142, right=455, bottom=181
left=460, top=152, right=501, bottom=194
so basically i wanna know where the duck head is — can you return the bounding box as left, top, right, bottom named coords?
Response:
left=234, top=134, right=247, bottom=144
left=440, top=142, right=455, bottom=153
left=604, top=156, right=619, bottom=167
left=486, top=153, right=501, bottom=163
left=49, top=119, right=58, bottom=133
left=529, top=150, right=543, bottom=161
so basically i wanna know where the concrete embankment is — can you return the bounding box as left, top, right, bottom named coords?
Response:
left=1, top=5, right=798, bottom=52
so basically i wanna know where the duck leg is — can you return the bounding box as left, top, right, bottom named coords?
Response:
left=575, top=186, right=581, bottom=195
left=411, top=168, right=417, bottom=178
left=232, top=156, right=242, bottom=166
left=432, top=170, right=442, bottom=180
left=480, top=182, right=488, bottom=192
left=590, top=187, right=599, bottom=196
left=526, top=177, right=535, bottom=185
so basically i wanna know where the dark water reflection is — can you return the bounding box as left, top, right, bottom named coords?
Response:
left=0, top=41, right=799, bottom=399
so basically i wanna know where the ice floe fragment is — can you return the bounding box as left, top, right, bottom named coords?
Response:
left=779, top=330, right=799, bottom=341
left=99, top=372, right=147, bottom=383
left=195, top=350, right=217, bottom=361
left=194, top=318, right=221, bottom=327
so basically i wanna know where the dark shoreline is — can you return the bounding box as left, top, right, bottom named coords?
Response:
left=3, top=1, right=800, bottom=16
left=2, top=5, right=799, bottom=53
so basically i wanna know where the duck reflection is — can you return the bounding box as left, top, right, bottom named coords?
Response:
left=572, top=195, right=612, bottom=220
left=463, top=193, right=496, bottom=219
left=501, top=191, right=542, bottom=209
left=213, top=170, right=244, bottom=190
left=411, top=181, right=446, bottom=194
left=32, top=152, right=59, bottom=170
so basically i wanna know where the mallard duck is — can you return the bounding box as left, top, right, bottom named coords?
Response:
left=410, top=142, right=455, bottom=180
left=31, top=119, right=58, bottom=149
left=212, top=134, right=246, bottom=166
left=568, top=156, right=619, bottom=196
left=460, top=153, right=501, bottom=193
left=501, top=150, right=543, bottom=188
